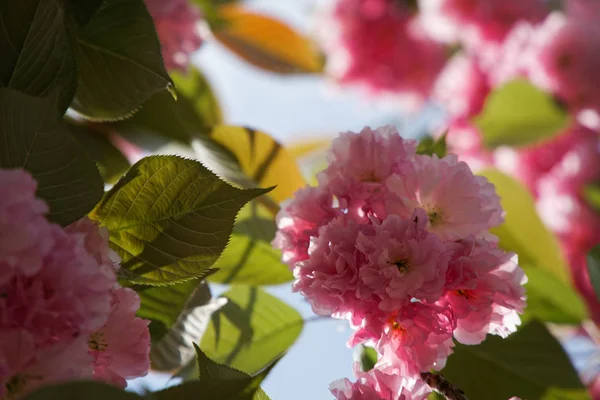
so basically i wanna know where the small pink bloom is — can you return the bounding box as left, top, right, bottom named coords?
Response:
left=526, top=11, right=600, bottom=113
left=433, top=53, right=491, bottom=119
left=419, top=0, right=548, bottom=49
left=66, top=217, right=120, bottom=275
left=386, top=154, right=503, bottom=241
left=145, top=0, right=204, bottom=71
left=443, top=120, right=493, bottom=173
left=330, top=363, right=431, bottom=400
left=0, top=329, right=92, bottom=398
left=89, top=288, right=151, bottom=388
left=321, top=0, right=447, bottom=104
left=272, top=186, right=340, bottom=266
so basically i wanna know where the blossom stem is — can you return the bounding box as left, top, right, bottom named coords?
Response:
left=420, top=372, right=469, bottom=400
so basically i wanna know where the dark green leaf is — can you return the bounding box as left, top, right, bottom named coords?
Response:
left=442, top=320, right=584, bottom=400
left=208, top=201, right=292, bottom=285
left=416, top=134, right=447, bottom=158
left=91, top=155, right=271, bottom=285
left=474, top=79, right=570, bottom=149
left=583, top=183, right=600, bottom=213
left=146, top=282, right=227, bottom=372
left=522, top=266, right=588, bottom=324
left=66, top=120, right=130, bottom=184
left=71, top=0, right=172, bottom=121
left=359, top=345, right=378, bottom=372
left=0, top=0, right=76, bottom=113
left=587, top=245, right=600, bottom=303
left=0, top=89, right=103, bottom=225
left=66, top=0, right=104, bottom=26
left=201, top=286, right=303, bottom=374
left=23, top=381, right=138, bottom=400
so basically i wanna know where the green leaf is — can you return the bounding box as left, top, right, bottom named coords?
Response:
left=0, top=89, right=104, bottom=226
left=201, top=286, right=303, bottom=374
left=71, top=0, right=172, bottom=121
left=359, top=345, right=378, bottom=372
left=522, top=266, right=588, bottom=324
left=66, top=0, right=104, bottom=26
left=23, top=381, right=138, bottom=400
left=442, top=320, right=584, bottom=400
left=208, top=201, right=292, bottom=285
left=171, top=68, right=224, bottom=128
left=416, top=134, right=447, bottom=158
left=479, top=169, right=570, bottom=284
left=583, top=183, right=600, bottom=213
left=147, top=281, right=228, bottom=372
left=66, top=120, right=130, bottom=184
left=542, top=388, right=592, bottom=400
left=91, top=155, right=271, bottom=285
left=587, top=245, right=600, bottom=303
left=474, top=79, right=570, bottom=149
left=0, top=0, right=76, bottom=114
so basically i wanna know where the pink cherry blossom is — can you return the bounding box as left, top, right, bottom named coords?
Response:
left=443, top=120, right=493, bottom=173
left=320, top=0, right=447, bottom=104
left=89, top=288, right=150, bottom=388
left=66, top=217, right=120, bottom=276
left=1, top=227, right=116, bottom=346
left=386, top=154, right=503, bottom=241
left=317, top=126, right=417, bottom=222
left=433, top=53, right=490, bottom=119
left=330, top=363, right=431, bottom=400
left=526, top=11, right=600, bottom=113
left=0, top=169, right=54, bottom=286
left=145, top=0, right=203, bottom=71
left=419, top=0, right=548, bottom=49
left=0, top=329, right=92, bottom=399
left=272, top=186, right=339, bottom=266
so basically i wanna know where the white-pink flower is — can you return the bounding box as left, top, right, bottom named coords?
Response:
left=66, top=217, right=120, bottom=276
left=89, top=288, right=150, bottom=388
left=386, top=154, right=503, bottom=241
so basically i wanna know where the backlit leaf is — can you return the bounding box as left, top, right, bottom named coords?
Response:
left=0, top=89, right=103, bottom=226
left=91, top=155, right=271, bottom=285
left=587, top=245, right=600, bottom=303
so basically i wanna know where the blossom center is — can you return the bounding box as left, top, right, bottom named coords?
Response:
left=393, top=259, right=410, bottom=275
left=89, top=331, right=108, bottom=352
left=427, top=209, right=443, bottom=226
left=455, top=289, right=474, bottom=300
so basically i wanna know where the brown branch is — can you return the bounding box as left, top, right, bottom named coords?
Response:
left=421, top=372, right=469, bottom=400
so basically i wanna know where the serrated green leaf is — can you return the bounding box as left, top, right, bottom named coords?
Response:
left=201, top=286, right=303, bottom=374
left=587, top=245, right=600, bottom=303
left=66, top=120, right=130, bottom=184
left=208, top=201, right=292, bottom=285
left=0, top=89, right=104, bottom=226
left=71, top=0, right=172, bottom=121
left=23, top=381, right=138, bottom=400
left=442, top=320, right=584, bottom=400
left=479, top=169, right=570, bottom=284
left=91, top=155, right=271, bottom=285
left=171, top=68, right=224, bottom=128
left=474, top=79, right=570, bottom=149
left=522, top=266, right=588, bottom=324
left=416, top=134, right=447, bottom=158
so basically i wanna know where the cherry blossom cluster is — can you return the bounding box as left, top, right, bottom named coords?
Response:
left=145, top=0, right=204, bottom=71
left=273, top=126, right=527, bottom=399
left=0, top=169, right=150, bottom=399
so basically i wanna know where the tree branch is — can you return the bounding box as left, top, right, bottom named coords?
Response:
left=421, top=372, right=469, bottom=400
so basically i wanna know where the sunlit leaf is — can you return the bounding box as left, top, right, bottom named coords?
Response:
left=358, top=345, right=378, bottom=372
left=442, top=320, right=584, bottom=400
left=208, top=201, right=292, bottom=285
left=286, top=139, right=331, bottom=160
left=474, top=79, right=570, bottom=149
left=212, top=5, right=323, bottom=74
left=521, top=266, right=587, bottom=324
left=587, top=245, right=600, bottom=303
left=71, top=0, right=172, bottom=121
left=201, top=286, right=303, bottom=374
left=0, top=89, right=103, bottom=226
left=91, top=155, right=271, bottom=285
left=171, top=68, right=224, bottom=128
left=583, top=182, right=600, bottom=213
left=0, top=0, right=76, bottom=113
left=479, top=169, right=570, bottom=283
left=416, top=134, right=447, bottom=158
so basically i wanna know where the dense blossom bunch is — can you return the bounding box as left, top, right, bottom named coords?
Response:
left=274, top=126, right=527, bottom=399
left=0, top=169, right=150, bottom=398
left=145, top=0, right=204, bottom=71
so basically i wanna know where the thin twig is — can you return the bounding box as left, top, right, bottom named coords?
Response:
left=421, top=372, right=469, bottom=400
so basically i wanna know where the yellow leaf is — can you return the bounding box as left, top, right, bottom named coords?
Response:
left=287, top=139, right=331, bottom=160
left=210, top=125, right=307, bottom=204
left=212, top=5, right=323, bottom=74
left=479, top=169, right=570, bottom=284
